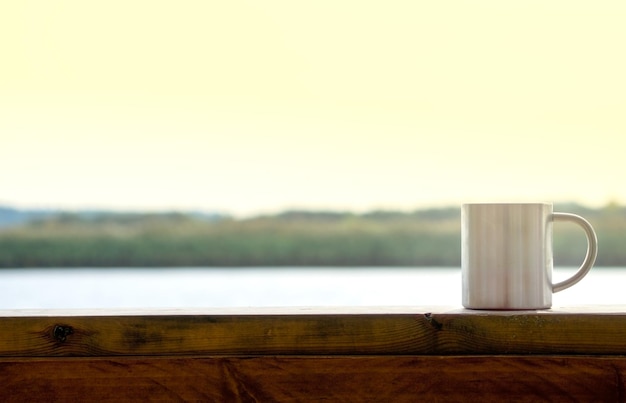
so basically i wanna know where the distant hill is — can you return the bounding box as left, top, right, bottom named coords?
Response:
left=0, top=206, right=230, bottom=228
left=0, top=207, right=58, bottom=228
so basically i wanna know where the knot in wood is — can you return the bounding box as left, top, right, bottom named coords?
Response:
left=53, top=325, right=74, bottom=343
left=423, top=313, right=443, bottom=331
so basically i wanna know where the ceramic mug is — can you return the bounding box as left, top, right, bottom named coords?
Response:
left=462, top=203, right=598, bottom=309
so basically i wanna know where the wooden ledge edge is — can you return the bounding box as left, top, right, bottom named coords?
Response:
left=0, top=305, right=626, bottom=317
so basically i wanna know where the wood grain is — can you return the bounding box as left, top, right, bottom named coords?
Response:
left=1, top=355, right=625, bottom=402
left=2, top=308, right=626, bottom=401
left=1, top=308, right=626, bottom=357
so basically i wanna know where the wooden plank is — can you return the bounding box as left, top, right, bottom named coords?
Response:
left=1, top=355, right=625, bottom=402
left=0, top=314, right=423, bottom=356
left=1, top=307, right=626, bottom=357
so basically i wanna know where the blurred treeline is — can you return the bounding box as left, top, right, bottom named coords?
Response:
left=0, top=203, right=624, bottom=268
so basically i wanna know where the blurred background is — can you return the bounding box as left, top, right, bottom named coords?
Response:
left=1, top=2, right=625, bottom=307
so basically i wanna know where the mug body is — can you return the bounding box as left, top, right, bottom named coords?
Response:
left=462, top=203, right=553, bottom=309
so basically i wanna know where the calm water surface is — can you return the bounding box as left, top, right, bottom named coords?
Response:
left=0, top=267, right=624, bottom=309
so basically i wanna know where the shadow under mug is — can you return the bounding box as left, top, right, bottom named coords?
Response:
left=462, top=203, right=598, bottom=310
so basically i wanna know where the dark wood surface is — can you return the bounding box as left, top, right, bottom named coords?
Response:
left=2, top=307, right=626, bottom=401
left=2, top=356, right=626, bottom=402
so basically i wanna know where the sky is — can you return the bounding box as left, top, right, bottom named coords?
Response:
left=1, top=1, right=625, bottom=217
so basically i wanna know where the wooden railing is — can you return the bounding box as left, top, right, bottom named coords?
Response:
left=2, top=306, right=626, bottom=401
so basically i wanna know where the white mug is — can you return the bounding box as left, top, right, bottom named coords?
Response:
left=462, top=203, right=598, bottom=309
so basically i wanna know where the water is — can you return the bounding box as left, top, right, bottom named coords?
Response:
left=0, top=267, right=625, bottom=310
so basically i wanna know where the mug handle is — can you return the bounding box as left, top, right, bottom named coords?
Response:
left=551, top=212, right=598, bottom=293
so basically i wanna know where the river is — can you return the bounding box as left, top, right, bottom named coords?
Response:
left=0, top=267, right=624, bottom=309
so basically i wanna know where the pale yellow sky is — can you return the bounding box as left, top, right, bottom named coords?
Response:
left=1, top=1, right=625, bottom=216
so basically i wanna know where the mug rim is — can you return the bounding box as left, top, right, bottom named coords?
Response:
left=462, top=202, right=552, bottom=207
